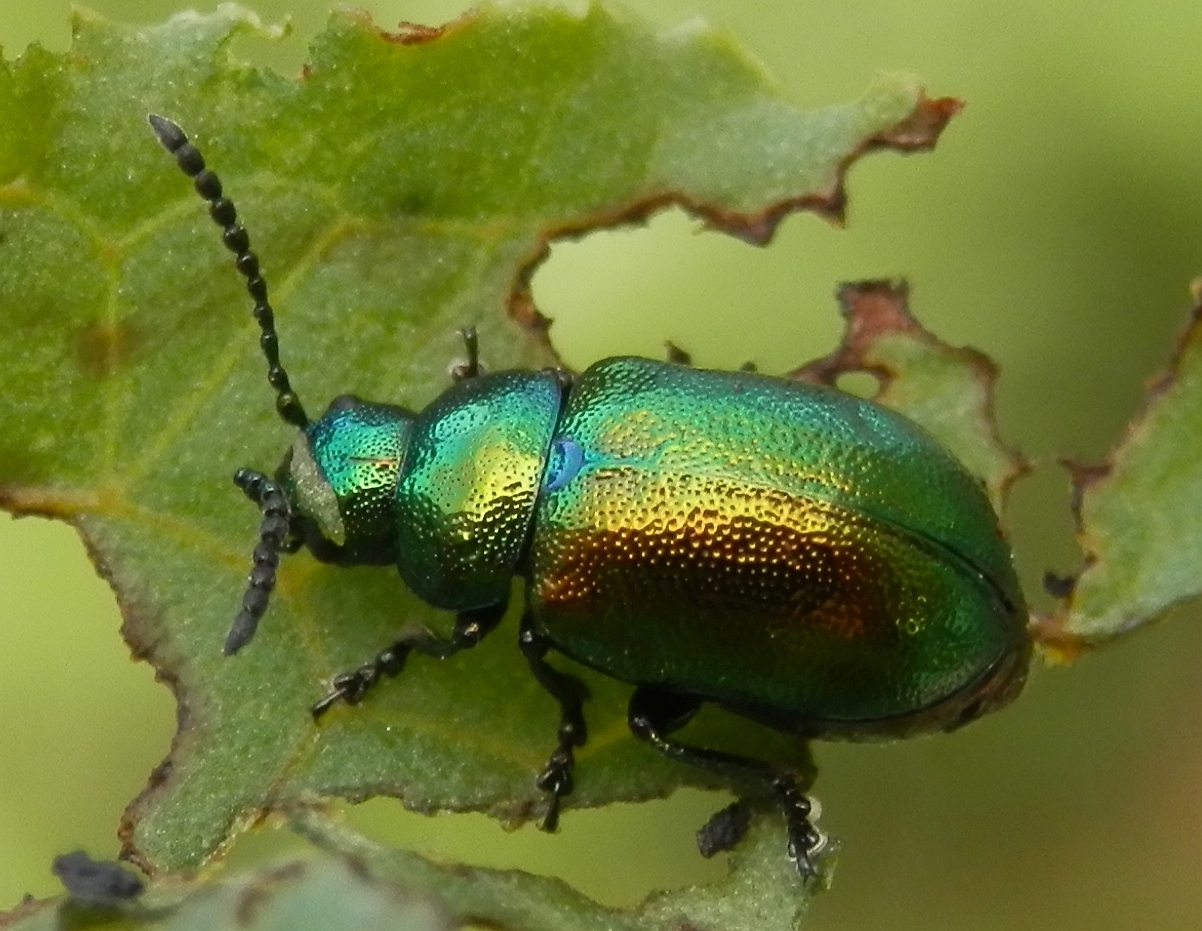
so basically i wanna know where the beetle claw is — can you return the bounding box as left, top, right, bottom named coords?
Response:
left=535, top=747, right=575, bottom=832
left=786, top=821, right=824, bottom=880
left=790, top=847, right=818, bottom=881
left=309, top=690, right=342, bottom=720
left=310, top=672, right=363, bottom=719
left=776, top=784, right=826, bottom=882
left=539, top=793, right=561, bottom=833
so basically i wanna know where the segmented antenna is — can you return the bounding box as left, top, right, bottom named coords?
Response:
left=147, top=114, right=309, bottom=429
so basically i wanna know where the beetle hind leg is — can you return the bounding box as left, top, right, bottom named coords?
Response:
left=518, top=611, right=590, bottom=832
left=627, top=686, right=823, bottom=880
left=310, top=601, right=507, bottom=718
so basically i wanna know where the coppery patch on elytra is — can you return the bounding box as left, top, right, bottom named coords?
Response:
left=538, top=511, right=906, bottom=651
left=77, top=318, right=140, bottom=378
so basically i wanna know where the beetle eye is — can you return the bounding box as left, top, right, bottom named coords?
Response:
left=287, top=433, right=346, bottom=546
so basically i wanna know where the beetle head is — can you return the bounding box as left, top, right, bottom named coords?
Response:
left=222, top=396, right=413, bottom=656
left=279, top=394, right=414, bottom=565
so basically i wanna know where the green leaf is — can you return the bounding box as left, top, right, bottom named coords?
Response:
left=291, top=807, right=826, bottom=931
left=0, top=0, right=957, bottom=907
left=0, top=810, right=826, bottom=931
left=793, top=280, right=1029, bottom=515
left=1036, top=283, right=1202, bottom=654
left=0, top=837, right=453, bottom=931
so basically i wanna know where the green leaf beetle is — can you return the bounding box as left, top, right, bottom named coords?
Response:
left=149, top=115, right=1030, bottom=879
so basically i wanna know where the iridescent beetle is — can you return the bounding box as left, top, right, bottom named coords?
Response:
left=150, top=115, right=1030, bottom=878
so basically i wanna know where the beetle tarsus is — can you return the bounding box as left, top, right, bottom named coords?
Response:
left=627, top=685, right=823, bottom=880
left=535, top=746, right=575, bottom=831
left=519, top=614, right=590, bottom=830
left=310, top=603, right=507, bottom=719
left=310, top=687, right=346, bottom=719
left=772, top=776, right=824, bottom=880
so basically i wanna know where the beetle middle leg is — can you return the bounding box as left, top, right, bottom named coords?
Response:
left=310, top=601, right=507, bottom=718
left=627, top=685, right=823, bottom=880
left=518, top=611, right=590, bottom=832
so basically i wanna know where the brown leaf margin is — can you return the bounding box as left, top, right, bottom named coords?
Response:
left=0, top=896, right=49, bottom=930
left=505, top=96, right=962, bottom=359
left=1033, top=282, right=1202, bottom=662
left=791, top=279, right=1031, bottom=514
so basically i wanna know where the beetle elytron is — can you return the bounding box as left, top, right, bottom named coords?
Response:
left=150, top=114, right=1030, bottom=879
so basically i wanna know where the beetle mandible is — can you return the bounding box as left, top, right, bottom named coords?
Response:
left=149, top=114, right=1030, bottom=879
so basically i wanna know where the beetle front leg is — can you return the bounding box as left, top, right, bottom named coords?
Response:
left=310, top=601, right=507, bottom=718
left=518, top=611, right=590, bottom=832
left=627, top=686, right=824, bottom=880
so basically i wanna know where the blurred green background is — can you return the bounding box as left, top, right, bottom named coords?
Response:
left=3, top=1, right=1201, bottom=928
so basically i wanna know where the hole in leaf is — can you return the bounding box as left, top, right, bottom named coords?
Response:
left=834, top=371, right=880, bottom=398
left=530, top=208, right=835, bottom=374
left=0, top=514, right=174, bottom=905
